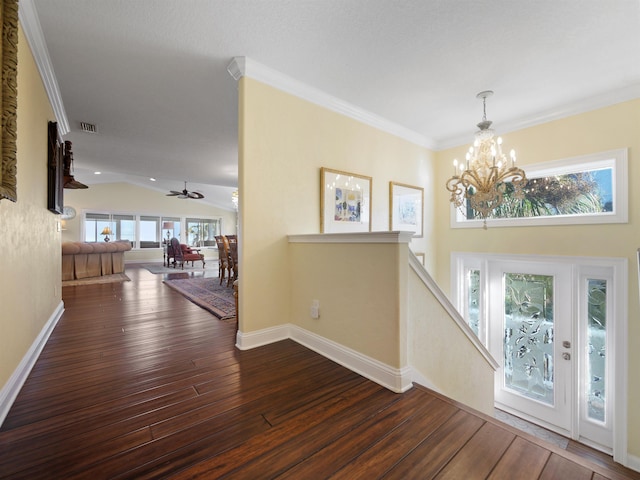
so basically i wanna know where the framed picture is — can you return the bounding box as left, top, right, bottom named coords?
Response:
left=47, top=121, right=64, bottom=214
left=0, top=0, right=19, bottom=203
left=320, top=167, right=372, bottom=233
left=389, top=182, right=424, bottom=237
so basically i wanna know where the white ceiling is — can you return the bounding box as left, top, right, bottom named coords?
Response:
left=26, top=0, right=640, bottom=210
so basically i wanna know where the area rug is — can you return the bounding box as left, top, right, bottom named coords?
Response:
left=62, top=273, right=130, bottom=287
left=142, top=263, right=215, bottom=274
left=163, top=277, right=236, bottom=320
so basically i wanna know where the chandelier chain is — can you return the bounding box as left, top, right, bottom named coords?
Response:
left=482, top=96, right=487, bottom=122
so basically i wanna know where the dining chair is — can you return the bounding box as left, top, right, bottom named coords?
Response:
left=226, top=235, right=238, bottom=286
left=215, top=235, right=232, bottom=285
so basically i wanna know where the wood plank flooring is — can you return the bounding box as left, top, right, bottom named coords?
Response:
left=1, top=264, right=638, bottom=479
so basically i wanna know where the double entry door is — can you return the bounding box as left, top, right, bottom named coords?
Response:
left=454, top=254, right=623, bottom=454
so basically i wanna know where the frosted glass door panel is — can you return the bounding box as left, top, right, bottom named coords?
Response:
left=503, top=273, right=554, bottom=405
left=467, top=269, right=481, bottom=337
left=587, top=279, right=607, bottom=423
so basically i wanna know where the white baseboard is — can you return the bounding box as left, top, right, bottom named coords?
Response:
left=626, top=453, right=640, bottom=473
left=0, top=301, right=64, bottom=427
left=236, top=323, right=412, bottom=393
left=235, top=324, right=289, bottom=350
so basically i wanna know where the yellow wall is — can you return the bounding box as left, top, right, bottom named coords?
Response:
left=408, top=268, right=495, bottom=414
left=289, top=241, right=406, bottom=367
left=434, top=99, right=640, bottom=456
left=0, top=26, right=59, bottom=387
left=288, top=237, right=495, bottom=413
left=63, top=182, right=237, bottom=262
left=239, top=77, right=435, bottom=337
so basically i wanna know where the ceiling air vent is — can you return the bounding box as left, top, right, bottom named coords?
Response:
left=80, top=122, right=97, bottom=134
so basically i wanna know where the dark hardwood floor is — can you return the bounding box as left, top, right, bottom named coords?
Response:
left=1, top=264, right=638, bottom=479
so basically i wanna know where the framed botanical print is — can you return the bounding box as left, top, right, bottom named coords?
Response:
left=320, top=167, right=372, bottom=233
left=389, top=181, right=424, bottom=237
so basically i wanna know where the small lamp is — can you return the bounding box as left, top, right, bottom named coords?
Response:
left=100, top=226, right=113, bottom=242
left=162, top=221, right=174, bottom=243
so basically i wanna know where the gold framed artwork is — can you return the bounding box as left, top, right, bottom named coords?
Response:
left=389, top=181, right=424, bottom=237
left=0, top=0, right=19, bottom=202
left=320, top=167, right=372, bottom=233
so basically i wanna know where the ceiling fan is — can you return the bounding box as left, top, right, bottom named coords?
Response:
left=166, top=181, right=204, bottom=199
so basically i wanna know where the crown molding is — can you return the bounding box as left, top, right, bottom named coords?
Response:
left=228, top=56, right=436, bottom=150
left=436, top=83, right=640, bottom=150
left=18, top=0, right=70, bottom=135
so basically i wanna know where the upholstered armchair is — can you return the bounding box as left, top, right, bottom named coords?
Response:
left=168, top=237, right=205, bottom=269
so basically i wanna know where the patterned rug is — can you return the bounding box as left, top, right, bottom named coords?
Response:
left=62, top=273, right=130, bottom=287
left=163, top=277, right=236, bottom=320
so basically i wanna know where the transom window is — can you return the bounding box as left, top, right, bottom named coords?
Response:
left=451, top=148, right=628, bottom=228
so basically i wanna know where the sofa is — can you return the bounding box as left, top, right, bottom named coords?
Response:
left=61, top=241, right=132, bottom=280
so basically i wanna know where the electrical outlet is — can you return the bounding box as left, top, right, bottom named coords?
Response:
left=310, top=300, right=320, bottom=319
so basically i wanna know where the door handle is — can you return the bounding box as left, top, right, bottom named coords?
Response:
left=562, top=352, right=571, bottom=360
left=562, top=341, right=571, bottom=348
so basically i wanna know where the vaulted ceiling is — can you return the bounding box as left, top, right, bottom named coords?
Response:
left=24, top=0, right=640, bottom=210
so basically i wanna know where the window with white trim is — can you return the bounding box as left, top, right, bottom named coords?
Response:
left=186, top=217, right=220, bottom=247
left=82, top=212, right=221, bottom=249
left=451, top=148, right=628, bottom=228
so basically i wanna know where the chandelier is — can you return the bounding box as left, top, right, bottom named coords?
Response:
left=231, top=190, right=238, bottom=210
left=446, top=91, right=527, bottom=228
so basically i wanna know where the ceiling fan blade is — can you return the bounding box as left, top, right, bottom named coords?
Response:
left=168, top=182, right=203, bottom=199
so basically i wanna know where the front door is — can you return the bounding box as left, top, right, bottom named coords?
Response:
left=451, top=254, right=622, bottom=454
left=488, top=260, right=574, bottom=433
